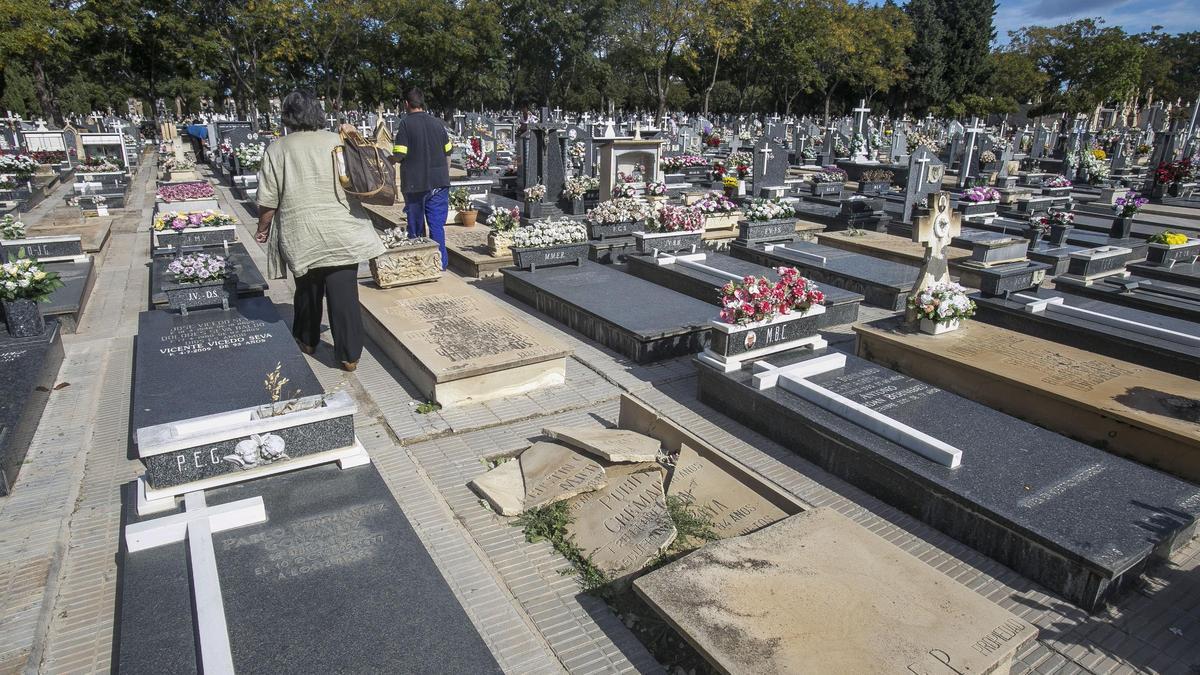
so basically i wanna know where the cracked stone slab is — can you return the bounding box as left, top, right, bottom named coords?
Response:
left=565, top=463, right=676, bottom=577
left=467, top=458, right=525, bottom=516
left=542, top=426, right=662, bottom=463
left=666, top=444, right=791, bottom=539
left=519, top=441, right=607, bottom=510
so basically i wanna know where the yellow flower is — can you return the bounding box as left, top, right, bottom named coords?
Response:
left=33, top=271, right=45, bottom=280
left=1092, top=149, right=1107, bottom=160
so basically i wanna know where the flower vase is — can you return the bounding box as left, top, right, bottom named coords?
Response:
left=2, top=298, right=46, bottom=338
left=1049, top=224, right=1072, bottom=246
left=460, top=210, right=478, bottom=228
left=919, top=318, right=960, bottom=335
left=564, top=198, right=585, bottom=216
left=723, top=186, right=737, bottom=199
left=1169, top=182, right=1183, bottom=198
left=1109, top=217, right=1133, bottom=239
left=1026, top=229, right=1044, bottom=249
left=523, top=201, right=542, bottom=219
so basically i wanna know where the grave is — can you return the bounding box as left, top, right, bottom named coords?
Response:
left=635, top=508, right=1038, bottom=674
left=856, top=318, right=1200, bottom=481
left=502, top=260, right=715, bottom=363
left=623, top=250, right=863, bottom=328
left=149, top=243, right=268, bottom=309
left=359, top=273, right=569, bottom=407
left=695, top=347, right=1200, bottom=610
left=131, top=297, right=322, bottom=433
left=731, top=239, right=918, bottom=310
left=974, top=287, right=1200, bottom=379
left=442, top=223, right=514, bottom=279
left=116, top=463, right=502, bottom=674
left=0, top=235, right=95, bottom=333
left=565, top=463, right=676, bottom=577
left=1055, top=274, right=1200, bottom=323
left=815, top=230, right=972, bottom=271
left=0, top=320, right=64, bottom=495
left=24, top=215, right=112, bottom=252
left=1128, top=258, right=1200, bottom=288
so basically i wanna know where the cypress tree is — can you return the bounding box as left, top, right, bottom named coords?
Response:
left=904, top=0, right=949, bottom=113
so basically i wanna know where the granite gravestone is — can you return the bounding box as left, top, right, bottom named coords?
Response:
left=117, top=463, right=503, bottom=674
left=902, top=147, right=945, bottom=224
left=751, top=138, right=789, bottom=195
left=0, top=321, right=64, bottom=494
left=149, top=244, right=268, bottom=308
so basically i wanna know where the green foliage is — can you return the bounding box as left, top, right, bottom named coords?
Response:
left=515, top=502, right=609, bottom=592
left=663, top=494, right=718, bottom=551
left=415, top=400, right=441, bottom=414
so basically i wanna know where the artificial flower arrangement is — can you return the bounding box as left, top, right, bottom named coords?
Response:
left=801, top=147, right=817, bottom=161
left=979, top=150, right=997, bottom=164
left=704, top=133, right=722, bottom=148
left=650, top=204, right=704, bottom=233
left=0, top=214, right=26, bottom=240
left=612, top=182, right=639, bottom=199
left=1114, top=191, right=1148, bottom=218
left=861, top=169, right=894, bottom=183
left=157, top=181, right=216, bottom=202
left=718, top=268, right=824, bottom=326
left=569, top=141, right=587, bottom=166
left=0, top=153, right=39, bottom=177
left=77, top=159, right=120, bottom=172
left=1044, top=175, right=1072, bottom=188
left=152, top=210, right=237, bottom=232
left=907, top=281, right=975, bottom=330
left=962, top=186, right=999, bottom=203
left=727, top=151, right=753, bottom=178
left=161, top=156, right=196, bottom=172
left=465, top=137, right=490, bottom=171
left=562, top=175, right=598, bottom=200
left=1075, top=149, right=1110, bottom=181
left=745, top=198, right=795, bottom=222
left=31, top=150, right=67, bottom=165
left=0, top=255, right=64, bottom=302
left=738, top=130, right=752, bottom=142
left=694, top=191, right=738, bottom=214
left=711, top=159, right=727, bottom=177
left=1030, top=209, right=1073, bottom=237
left=234, top=143, right=264, bottom=172
left=486, top=206, right=522, bottom=232
left=646, top=181, right=667, bottom=196
left=906, top=132, right=940, bottom=154
left=524, top=183, right=546, bottom=203
left=721, top=175, right=740, bottom=190
left=660, top=154, right=708, bottom=172
left=167, top=252, right=228, bottom=283
left=1148, top=231, right=1189, bottom=246
left=510, top=218, right=588, bottom=249
left=811, top=166, right=847, bottom=184
left=1155, top=158, right=1194, bottom=185
left=586, top=197, right=654, bottom=225
left=850, top=134, right=868, bottom=157
left=834, top=141, right=849, bottom=157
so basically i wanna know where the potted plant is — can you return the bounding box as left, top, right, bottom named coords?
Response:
left=721, top=174, right=741, bottom=199
left=1110, top=190, right=1147, bottom=238
left=561, top=176, right=596, bottom=215
left=486, top=206, right=521, bottom=257
left=1146, top=231, right=1199, bottom=268
left=694, top=190, right=740, bottom=231
left=585, top=197, right=653, bottom=239
left=704, top=267, right=826, bottom=366
left=645, top=181, right=668, bottom=204
left=163, top=251, right=235, bottom=314
left=509, top=219, right=589, bottom=271
left=1042, top=174, right=1072, bottom=198
left=957, top=186, right=1000, bottom=217
left=370, top=230, right=442, bottom=287
left=450, top=188, right=477, bottom=227
left=151, top=209, right=239, bottom=247
left=810, top=167, right=846, bottom=197
left=907, top=281, right=975, bottom=335
left=635, top=204, right=704, bottom=254
left=0, top=252, right=63, bottom=337
left=858, top=169, right=893, bottom=196
left=736, top=198, right=796, bottom=244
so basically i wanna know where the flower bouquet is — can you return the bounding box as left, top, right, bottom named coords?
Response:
left=1114, top=191, right=1148, bottom=218
left=745, top=198, right=794, bottom=222
left=635, top=204, right=704, bottom=254
left=509, top=218, right=589, bottom=270
left=962, top=186, right=999, bottom=203
left=737, top=198, right=796, bottom=244
left=1, top=214, right=26, bottom=240
left=810, top=166, right=846, bottom=197
left=1044, top=175, right=1072, bottom=188
left=0, top=254, right=64, bottom=336
left=586, top=197, right=653, bottom=239
left=612, top=182, right=639, bottom=199
left=465, top=137, right=490, bottom=173
left=76, top=159, right=120, bottom=173
left=858, top=169, right=893, bottom=195
left=562, top=175, right=598, bottom=201
left=156, top=181, right=216, bottom=203
left=524, top=183, right=546, bottom=203
left=721, top=174, right=741, bottom=198
left=907, top=281, right=975, bottom=335
left=1146, top=230, right=1199, bottom=268
left=486, top=206, right=522, bottom=257
left=0, top=154, right=39, bottom=178
left=702, top=268, right=827, bottom=368
left=979, top=150, right=997, bottom=165
left=646, top=181, right=667, bottom=198
left=163, top=251, right=234, bottom=313
left=234, top=143, right=264, bottom=173
left=31, top=150, right=67, bottom=165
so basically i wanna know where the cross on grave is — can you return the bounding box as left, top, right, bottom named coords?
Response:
left=326, top=114, right=338, bottom=131
left=909, top=191, right=961, bottom=303
left=958, top=118, right=985, bottom=188
left=124, top=491, right=268, bottom=674
left=553, top=106, right=563, bottom=121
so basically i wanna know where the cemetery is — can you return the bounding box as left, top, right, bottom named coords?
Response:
left=3, top=4, right=1200, bottom=674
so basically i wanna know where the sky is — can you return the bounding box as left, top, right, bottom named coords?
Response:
left=990, top=0, right=1200, bottom=40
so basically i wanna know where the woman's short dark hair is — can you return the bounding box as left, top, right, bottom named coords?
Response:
left=282, top=90, right=325, bottom=131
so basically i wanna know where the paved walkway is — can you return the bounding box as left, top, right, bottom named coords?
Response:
left=0, top=161, right=1197, bottom=674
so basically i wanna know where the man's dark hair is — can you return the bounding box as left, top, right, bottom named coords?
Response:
left=405, top=88, right=425, bottom=110
left=281, top=90, right=325, bottom=131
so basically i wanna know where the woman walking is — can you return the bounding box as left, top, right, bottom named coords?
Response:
left=255, top=90, right=384, bottom=371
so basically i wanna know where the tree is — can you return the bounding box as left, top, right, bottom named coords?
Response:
left=611, top=0, right=705, bottom=125
left=0, top=0, right=88, bottom=123
left=903, top=0, right=948, bottom=113
left=1009, top=19, right=1145, bottom=116
left=941, top=0, right=996, bottom=104
left=690, top=0, right=756, bottom=115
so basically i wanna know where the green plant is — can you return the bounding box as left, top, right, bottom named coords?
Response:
left=515, top=502, right=609, bottom=592
left=415, top=400, right=442, bottom=414
left=663, top=495, right=718, bottom=552
left=449, top=187, right=472, bottom=211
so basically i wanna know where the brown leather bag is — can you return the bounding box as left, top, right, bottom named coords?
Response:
left=333, top=127, right=396, bottom=205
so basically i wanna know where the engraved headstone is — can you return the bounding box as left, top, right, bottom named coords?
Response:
left=902, top=147, right=945, bottom=224
left=519, top=441, right=607, bottom=510
left=909, top=192, right=961, bottom=300
left=666, top=444, right=789, bottom=538
left=565, top=463, right=676, bottom=577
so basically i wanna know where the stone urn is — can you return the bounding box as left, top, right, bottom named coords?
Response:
left=919, top=317, right=960, bottom=335
left=2, top=298, right=45, bottom=337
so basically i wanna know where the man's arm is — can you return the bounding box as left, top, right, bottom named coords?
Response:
left=255, top=207, right=275, bottom=243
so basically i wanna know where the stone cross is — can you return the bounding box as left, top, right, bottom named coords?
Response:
left=958, top=118, right=985, bottom=188
left=124, top=491, right=267, bottom=674
left=909, top=191, right=961, bottom=300
left=553, top=106, right=563, bottom=121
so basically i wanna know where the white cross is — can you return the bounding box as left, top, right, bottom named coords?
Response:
left=125, top=491, right=267, bottom=674
left=553, top=106, right=563, bottom=120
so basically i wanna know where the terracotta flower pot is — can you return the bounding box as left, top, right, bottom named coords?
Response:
left=461, top=210, right=478, bottom=228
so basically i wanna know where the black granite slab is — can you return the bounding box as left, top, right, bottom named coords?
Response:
left=974, top=287, right=1200, bottom=379
left=149, top=243, right=267, bottom=308
left=624, top=251, right=863, bottom=328
left=0, top=236, right=84, bottom=261
left=696, top=348, right=1200, bottom=611
left=1027, top=241, right=1084, bottom=276
left=730, top=240, right=917, bottom=310
left=0, top=321, right=63, bottom=494
left=501, top=260, right=713, bottom=362
left=131, top=297, right=322, bottom=433
left=116, top=463, right=502, bottom=674
left=588, top=236, right=637, bottom=264
left=1055, top=275, right=1200, bottom=322
left=40, top=259, right=95, bottom=334
left=1127, top=260, right=1200, bottom=287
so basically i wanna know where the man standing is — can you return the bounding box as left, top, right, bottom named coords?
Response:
left=392, top=88, right=452, bottom=269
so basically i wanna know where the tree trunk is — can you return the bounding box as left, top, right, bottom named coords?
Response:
left=823, top=93, right=832, bottom=126
left=703, top=50, right=722, bottom=117
left=31, top=57, right=61, bottom=126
